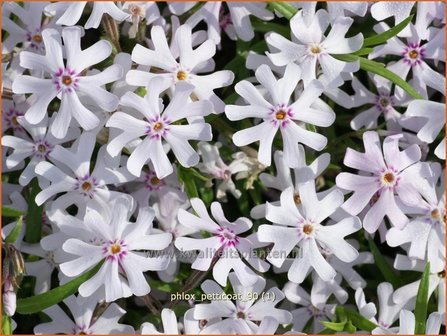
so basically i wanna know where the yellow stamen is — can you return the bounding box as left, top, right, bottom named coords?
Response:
left=383, top=173, right=394, bottom=184
left=153, top=122, right=163, bottom=131
left=81, top=182, right=91, bottom=191
left=150, top=176, right=161, bottom=185
left=177, top=71, right=187, bottom=81
left=275, top=110, right=286, bottom=120
left=32, top=34, right=42, bottom=43
left=111, top=244, right=121, bottom=254
left=62, top=75, right=72, bottom=85
left=303, top=224, right=313, bottom=235
left=431, top=209, right=440, bottom=219
left=409, top=50, right=418, bottom=59
left=310, top=45, right=321, bottom=54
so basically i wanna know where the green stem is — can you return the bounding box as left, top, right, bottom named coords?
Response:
left=267, top=2, right=298, bottom=20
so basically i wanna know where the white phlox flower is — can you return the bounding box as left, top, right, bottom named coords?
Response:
left=226, top=63, right=334, bottom=167
left=266, top=9, right=363, bottom=85
left=34, top=131, right=134, bottom=214
left=127, top=24, right=234, bottom=113
left=12, top=26, right=123, bottom=138
left=386, top=163, right=445, bottom=269
left=192, top=273, right=292, bottom=334
left=2, top=114, right=79, bottom=187
left=59, top=196, right=172, bottom=302
left=251, top=148, right=331, bottom=219
left=175, top=198, right=270, bottom=287
left=106, top=77, right=213, bottom=179
left=258, top=183, right=362, bottom=283
left=2, top=2, right=56, bottom=54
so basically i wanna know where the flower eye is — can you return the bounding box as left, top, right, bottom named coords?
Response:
left=177, top=71, right=187, bottom=81
left=275, top=110, right=286, bottom=120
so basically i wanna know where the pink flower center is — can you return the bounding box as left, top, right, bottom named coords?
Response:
left=270, top=104, right=293, bottom=128
left=146, top=116, right=171, bottom=139
left=216, top=227, right=239, bottom=247
left=153, top=121, right=163, bottom=131
left=76, top=175, right=99, bottom=198
left=103, top=239, right=128, bottom=262
left=402, top=43, right=425, bottom=66
left=379, top=168, right=400, bottom=188
left=144, top=171, right=165, bottom=191
left=34, top=140, right=53, bottom=159
left=53, top=67, right=79, bottom=93
left=275, top=110, right=286, bottom=120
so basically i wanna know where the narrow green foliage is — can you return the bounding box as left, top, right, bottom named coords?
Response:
left=5, top=216, right=23, bottom=243
left=24, top=179, right=42, bottom=244
left=16, top=261, right=104, bottom=314
left=321, top=321, right=346, bottom=332
left=363, top=15, right=414, bottom=47
left=335, top=54, right=424, bottom=99
left=177, top=166, right=200, bottom=198
left=2, top=206, right=25, bottom=218
left=336, top=307, right=378, bottom=332
left=368, top=238, right=402, bottom=287
left=414, top=262, right=431, bottom=334
left=267, top=2, right=298, bottom=20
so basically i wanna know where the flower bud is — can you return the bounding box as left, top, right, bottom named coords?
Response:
left=3, top=278, right=16, bottom=316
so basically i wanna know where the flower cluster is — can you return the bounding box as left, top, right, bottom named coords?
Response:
left=1, top=1, right=445, bottom=335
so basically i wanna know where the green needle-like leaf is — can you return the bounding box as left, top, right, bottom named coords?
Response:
left=414, top=262, right=431, bottom=334
left=2, top=206, right=25, bottom=218
left=177, top=166, right=200, bottom=198
left=321, top=321, right=346, bottom=332
left=16, top=261, right=104, bottom=314
left=25, top=179, right=43, bottom=244
left=5, top=216, right=23, bottom=243
left=368, top=238, right=402, bottom=288
left=267, top=2, right=298, bottom=20
left=334, top=54, right=424, bottom=99
left=363, top=15, right=414, bottom=47
left=337, top=307, right=378, bottom=332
